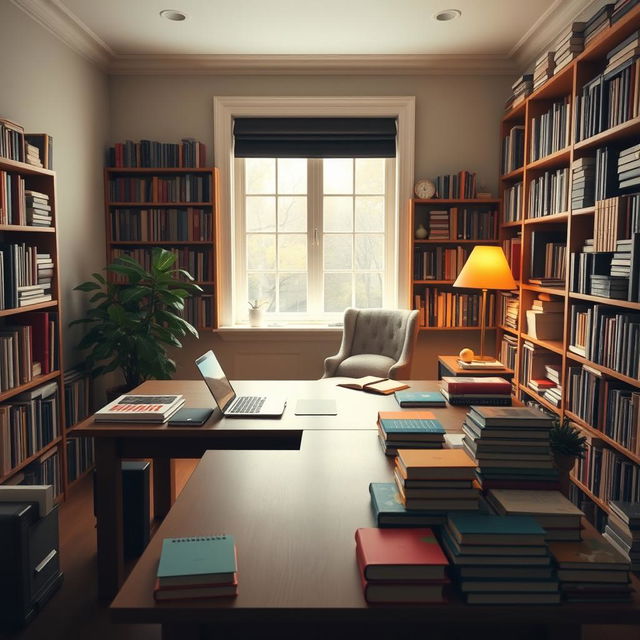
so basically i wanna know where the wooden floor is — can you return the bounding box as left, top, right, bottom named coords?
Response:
left=7, top=460, right=640, bottom=640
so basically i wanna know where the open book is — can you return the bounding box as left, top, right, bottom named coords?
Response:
left=337, top=376, right=409, bottom=395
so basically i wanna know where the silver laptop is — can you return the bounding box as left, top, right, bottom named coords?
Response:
left=195, top=350, right=286, bottom=418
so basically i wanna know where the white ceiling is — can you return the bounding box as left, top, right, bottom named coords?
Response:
left=13, top=0, right=599, bottom=73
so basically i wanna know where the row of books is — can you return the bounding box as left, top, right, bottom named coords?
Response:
left=527, top=167, right=569, bottom=218
left=20, top=447, right=61, bottom=497
left=412, top=246, right=471, bottom=281
left=0, top=176, right=52, bottom=228
left=531, top=238, right=567, bottom=286
left=0, top=118, right=24, bottom=163
left=107, top=138, right=208, bottom=168
left=110, top=207, right=214, bottom=242
left=110, top=247, right=212, bottom=282
left=604, top=499, right=640, bottom=572
left=501, top=125, right=524, bottom=175
left=413, top=289, right=495, bottom=328
left=181, top=293, right=215, bottom=330
left=0, top=381, right=59, bottom=475
left=63, top=366, right=91, bottom=429
left=498, top=291, right=519, bottom=330
left=66, top=437, right=95, bottom=484
left=433, top=171, right=477, bottom=199
left=0, top=244, right=53, bottom=309
left=502, top=181, right=523, bottom=223
left=108, top=174, right=212, bottom=203
left=501, top=234, right=521, bottom=278
left=499, top=334, right=518, bottom=371
left=594, top=194, right=639, bottom=252
left=455, top=207, right=498, bottom=240
left=529, top=98, right=571, bottom=162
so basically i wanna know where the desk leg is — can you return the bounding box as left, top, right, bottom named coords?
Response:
left=153, top=457, right=175, bottom=519
left=94, top=438, right=124, bottom=600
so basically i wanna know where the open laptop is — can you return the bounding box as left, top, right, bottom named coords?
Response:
left=195, top=350, right=287, bottom=418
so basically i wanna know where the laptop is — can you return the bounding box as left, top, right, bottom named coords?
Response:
left=195, top=350, right=287, bottom=418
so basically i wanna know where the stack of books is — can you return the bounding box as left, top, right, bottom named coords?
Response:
left=506, top=74, right=533, bottom=110
left=605, top=29, right=640, bottom=76
left=25, top=190, right=52, bottom=227
left=501, top=125, right=524, bottom=174
left=583, top=3, right=614, bottom=46
left=486, top=489, right=584, bottom=541
left=549, top=528, right=632, bottom=602
left=463, top=406, right=558, bottom=491
left=355, top=527, right=449, bottom=603
left=541, top=363, right=562, bottom=407
left=94, top=393, right=186, bottom=423
left=525, top=294, right=563, bottom=340
left=440, top=376, right=512, bottom=406
left=426, top=210, right=450, bottom=239
left=553, top=22, right=586, bottom=73
left=368, top=482, right=447, bottom=528
left=618, top=142, right=640, bottom=191
left=612, top=0, right=640, bottom=24
left=154, top=535, right=238, bottom=601
left=520, top=341, right=562, bottom=392
left=589, top=273, right=628, bottom=299
left=571, top=157, right=596, bottom=209
left=441, top=511, right=559, bottom=604
left=604, top=500, right=640, bottom=571
left=533, top=51, right=555, bottom=91
left=498, top=291, right=519, bottom=330
left=610, top=235, right=640, bottom=292
left=377, top=410, right=445, bottom=456
left=24, top=141, right=42, bottom=167
left=394, top=448, right=480, bottom=512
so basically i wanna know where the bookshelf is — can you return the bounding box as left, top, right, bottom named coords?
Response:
left=0, top=153, right=67, bottom=500
left=104, top=167, right=220, bottom=330
left=497, top=3, right=640, bottom=527
left=409, top=198, right=500, bottom=332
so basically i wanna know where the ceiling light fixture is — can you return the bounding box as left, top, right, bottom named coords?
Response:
left=434, top=9, right=462, bottom=21
left=160, top=9, right=187, bottom=21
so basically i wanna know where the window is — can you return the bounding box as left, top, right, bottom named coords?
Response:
left=234, top=156, right=396, bottom=323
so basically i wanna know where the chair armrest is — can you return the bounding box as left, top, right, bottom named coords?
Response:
left=388, top=310, right=419, bottom=380
left=321, top=308, right=358, bottom=378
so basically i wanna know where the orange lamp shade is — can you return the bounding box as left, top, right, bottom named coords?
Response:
left=453, top=246, right=517, bottom=290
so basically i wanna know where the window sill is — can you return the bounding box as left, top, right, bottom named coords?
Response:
left=217, top=324, right=343, bottom=341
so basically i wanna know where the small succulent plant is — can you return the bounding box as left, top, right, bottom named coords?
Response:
left=248, top=299, right=269, bottom=310
left=550, top=418, right=587, bottom=459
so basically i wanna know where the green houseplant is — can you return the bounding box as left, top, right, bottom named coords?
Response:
left=70, top=248, right=202, bottom=390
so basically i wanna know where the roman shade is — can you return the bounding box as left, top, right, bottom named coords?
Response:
left=233, top=117, right=397, bottom=158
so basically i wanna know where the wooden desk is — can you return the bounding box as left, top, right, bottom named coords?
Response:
left=73, top=378, right=470, bottom=599
left=110, top=430, right=640, bottom=640
left=438, top=355, right=515, bottom=381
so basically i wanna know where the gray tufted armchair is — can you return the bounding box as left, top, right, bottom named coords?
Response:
left=322, top=307, right=419, bottom=380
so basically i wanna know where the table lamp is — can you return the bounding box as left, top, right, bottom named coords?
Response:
left=453, top=245, right=517, bottom=362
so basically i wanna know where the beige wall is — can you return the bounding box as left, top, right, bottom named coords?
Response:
left=108, top=72, right=511, bottom=381
left=0, top=2, right=109, bottom=370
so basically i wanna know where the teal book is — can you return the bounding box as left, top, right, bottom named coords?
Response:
left=379, top=418, right=445, bottom=435
left=157, top=535, right=237, bottom=587
left=394, top=390, right=446, bottom=407
left=369, top=482, right=446, bottom=527
left=447, top=512, right=547, bottom=546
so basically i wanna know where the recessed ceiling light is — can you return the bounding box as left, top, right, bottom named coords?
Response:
left=160, top=9, right=187, bottom=21
left=434, top=9, right=462, bottom=21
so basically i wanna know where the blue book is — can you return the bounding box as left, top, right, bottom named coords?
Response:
left=378, top=413, right=445, bottom=436
left=369, top=483, right=446, bottom=527
left=394, top=390, right=446, bottom=407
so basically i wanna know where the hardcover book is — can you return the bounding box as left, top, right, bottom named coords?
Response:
left=441, top=376, right=511, bottom=395
left=377, top=411, right=445, bottom=437
left=337, top=376, right=409, bottom=395
left=368, top=482, right=447, bottom=527
left=394, top=390, right=446, bottom=407
left=153, top=576, right=238, bottom=601
left=446, top=512, right=547, bottom=546
left=94, top=393, right=185, bottom=423
left=396, top=448, right=477, bottom=480
left=487, top=489, right=583, bottom=528
left=469, top=406, right=554, bottom=427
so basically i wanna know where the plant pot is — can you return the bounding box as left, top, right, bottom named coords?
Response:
left=552, top=453, right=576, bottom=498
left=248, top=308, right=264, bottom=327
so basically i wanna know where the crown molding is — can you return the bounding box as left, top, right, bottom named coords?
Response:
left=108, top=53, right=518, bottom=76
left=11, top=0, right=112, bottom=68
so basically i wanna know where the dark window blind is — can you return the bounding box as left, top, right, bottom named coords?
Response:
left=233, top=117, right=396, bottom=158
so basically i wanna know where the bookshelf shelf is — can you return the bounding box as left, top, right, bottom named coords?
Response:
left=573, top=115, right=640, bottom=151
left=523, top=212, right=569, bottom=225
left=565, top=352, right=640, bottom=389
left=0, top=300, right=58, bottom=317
left=500, top=220, right=523, bottom=228
left=529, top=62, right=574, bottom=101
left=419, top=326, right=497, bottom=332
left=105, top=167, right=212, bottom=175
left=497, top=324, right=518, bottom=335
left=500, top=167, right=524, bottom=181
left=518, top=383, right=561, bottom=415
left=0, top=155, right=54, bottom=176
left=520, top=334, right=564, bottom=355
left=412, top=198, right=500, bottom=205
left=568, top=292, right=640, bottom=311
left=0, top=370, right=61, bottom=403
left=570, top=475, right=610, bottom=515
left=571, top=206, right=595, bottom=216
left=0, top=225, right=56, bottom=233
left=107, top=201, right=213, bottom=207
left=413, top=280, right=455, bottom=285
left=521, top=283, right=566, bottom=296
left=413, top=239, right=501, bottom=245
left=110, top=240, right=213, bottom=246
left=526, top=147, right=571, bottom=172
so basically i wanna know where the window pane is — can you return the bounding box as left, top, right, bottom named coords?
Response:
left=323, top=196, right=353, bottom=232
left=248, top=272, right=276, bottom=312
left=324, top=234, right=353, bottom=270
left=323, top=158, right=353, bottom=194
left=355, top=273, right=383, bottom=308
left=245, top=158, right=275, bottom=194
left=277, top=158, right=307, bottom=194
left=324, top=273, right=352, bottom=312
left=247, top=234, right=276, bottom=270
left=278, top=196, right=307, bottom=232
left=278, top=234, right=307, bottom=271
left=355, top=234, right=384, bottom=270
left=355, top=158, right=385, bottom=194
left=279, top=273, right=307, bottom=312
left=246, top=196, right=276, bottom=232
left=355, top=196, right=384, bottom=232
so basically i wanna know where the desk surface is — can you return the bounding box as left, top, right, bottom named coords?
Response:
left=111, top=430, right=640, bottom=628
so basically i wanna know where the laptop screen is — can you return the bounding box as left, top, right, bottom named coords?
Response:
left=195, top=350, right=236, bottom=412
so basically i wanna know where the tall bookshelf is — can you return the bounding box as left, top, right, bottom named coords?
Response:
left=409, top=198, right=501, bottom=331
left=0, top=154, right=67, bottom=501
left=104, top=167, right=220, bottom=330
left=498, top=4, right=640, bottom=529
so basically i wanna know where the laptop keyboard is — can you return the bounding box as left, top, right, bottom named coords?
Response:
left=228, top=396, right=266, bottom=414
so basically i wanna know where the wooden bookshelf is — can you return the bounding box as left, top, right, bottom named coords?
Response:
left=497, top=3, right=640, bottom=524
left=0, top=151, right=69, bottom=500
left=104, top=166, right=220, bottom=331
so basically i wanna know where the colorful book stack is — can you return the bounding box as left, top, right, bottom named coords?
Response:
left=426, top=210, right=450, bottom=239
left=604, top=500, right=640, bottom=571
left=440, top=376, right=512, bottom=406
left=440, top=511, right=559, bottom=604
left=355, top=527, right=449, bottom=603
left=486, top=489, right=584, bottom=541
left=377, top=410, right=445, bottom=456
left=548, top=528, right=632, bottom=602
left=553, top=21, right=586, bottom=73
left=394, top=448, right=480, bottom=512
left=463, top=406, right=558, bottom=491
left=154, top=535, right=238, bottom=602
left=368, top=482, right=447, bottom=528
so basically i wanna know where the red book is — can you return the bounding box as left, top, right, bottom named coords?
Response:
left=13, top=312, right=50, bottom=375
left=441, top=376, right=511, bottom=395
left=354, top=528, right=448, bottom=582
left=153, top=576, right=238, bottom=602
left=529, top=378, right=556, bottom=389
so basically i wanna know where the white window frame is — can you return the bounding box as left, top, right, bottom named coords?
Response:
left=213, top=96, right=416, bottom=328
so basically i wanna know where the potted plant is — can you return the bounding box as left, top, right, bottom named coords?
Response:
left=549, top=417, right=587, bottom=497
left=248, top=299, right=268, bottom=327
left=70, top=248, right=202, bottom=393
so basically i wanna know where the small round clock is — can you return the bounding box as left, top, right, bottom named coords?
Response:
left=414, top=178, right=436, bottom=199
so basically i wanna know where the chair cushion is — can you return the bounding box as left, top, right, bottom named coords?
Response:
left=334, top=354, right=396, bottom=379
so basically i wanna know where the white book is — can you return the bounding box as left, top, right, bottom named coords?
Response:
left=0, top=485, right=54, bottom=517
left=94, top=394, right=185, bottom=423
